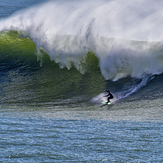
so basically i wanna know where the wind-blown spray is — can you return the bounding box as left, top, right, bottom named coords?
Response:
left=1, top=0, right=163, bottom=81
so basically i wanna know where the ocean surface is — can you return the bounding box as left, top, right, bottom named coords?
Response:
left=0, top=0, right=163, bottom=162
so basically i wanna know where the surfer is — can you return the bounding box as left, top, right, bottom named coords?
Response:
left=104, top=90, right=113, bottom=103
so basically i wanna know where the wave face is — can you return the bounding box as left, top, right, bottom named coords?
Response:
left=1, top=0, right=163, bottom=105
left=0, top=31, right=105, bottom=105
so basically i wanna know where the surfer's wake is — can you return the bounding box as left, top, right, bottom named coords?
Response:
left=91, top=75, right=155, bottom=105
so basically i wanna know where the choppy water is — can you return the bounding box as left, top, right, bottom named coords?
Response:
left=0, top=0, right=163, bottom=162
left=0, top=105, right=163, bottom=162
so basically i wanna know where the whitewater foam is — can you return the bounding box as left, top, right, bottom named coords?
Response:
left=91, top=75, right=155, bottom=104
left=1, top=0, right=163, bottom=81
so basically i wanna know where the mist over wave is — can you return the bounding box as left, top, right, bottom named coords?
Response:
left=1, top=0, right=163, bottom=81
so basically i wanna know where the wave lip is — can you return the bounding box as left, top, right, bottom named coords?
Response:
left=1, top=0, right=163, bottom=40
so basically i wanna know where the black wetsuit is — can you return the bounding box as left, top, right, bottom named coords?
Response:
left=106, top=92, right=113, bottom=103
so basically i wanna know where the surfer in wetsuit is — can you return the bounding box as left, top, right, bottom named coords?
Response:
left=104, top=90, right=113, bottom=103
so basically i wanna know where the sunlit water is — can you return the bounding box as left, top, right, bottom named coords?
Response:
left=0, top=101, right=163, bottom=162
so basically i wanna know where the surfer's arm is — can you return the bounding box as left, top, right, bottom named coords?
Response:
left=103, top=94, right=109, bottom=97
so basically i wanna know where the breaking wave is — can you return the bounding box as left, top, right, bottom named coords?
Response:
left=1, top=0, right=163, bottom=105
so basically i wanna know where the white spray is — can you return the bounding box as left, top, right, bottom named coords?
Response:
left=1, top=0, right=163, bottom=81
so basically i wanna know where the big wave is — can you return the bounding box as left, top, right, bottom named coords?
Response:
left=1, top=0, right=163, bottom=105
left=1, top=0, right=163, bottom=81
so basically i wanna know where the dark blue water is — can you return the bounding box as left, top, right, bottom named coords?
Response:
left=0, top=0, right=45, bottom=18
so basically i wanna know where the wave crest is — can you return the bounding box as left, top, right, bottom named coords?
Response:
left=1, top=0, right=163, bottom=81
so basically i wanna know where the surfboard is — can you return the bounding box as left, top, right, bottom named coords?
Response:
left=105, top=102, right=111, bottom=105
left=101, top=102, right=111, bottom=107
